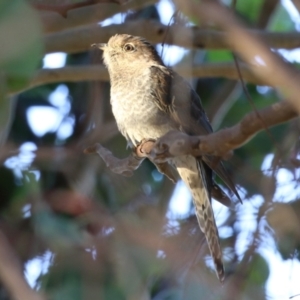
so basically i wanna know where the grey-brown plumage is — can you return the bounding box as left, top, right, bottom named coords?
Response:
left=96, top=34, right=240, bottom=281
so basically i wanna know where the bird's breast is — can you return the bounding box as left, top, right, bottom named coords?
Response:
left=110, top=72, right=174, bottom=146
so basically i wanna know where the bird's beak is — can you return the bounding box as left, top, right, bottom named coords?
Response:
left=91, top=43, right=107, bottom=50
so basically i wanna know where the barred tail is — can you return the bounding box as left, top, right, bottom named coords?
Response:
left=172, top=155, right=225, bottom=282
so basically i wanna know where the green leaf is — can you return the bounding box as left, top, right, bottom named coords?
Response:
left=235, top=0, right=264, bottom=23
left=0, top=1, right=43, bottom=90
left=206, top=50, right=233, bottom=63
left=248, top=253, right=270, bottom=285
left=268, top=3, right=295, bottom=32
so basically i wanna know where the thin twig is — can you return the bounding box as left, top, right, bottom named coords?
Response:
left=231, top=0, right=280, bottom=152
left=84, top=143, right=145, bottom=176
left=160, top=9, right=180, bottom=61
left=232, top=53, right=282, bottom=158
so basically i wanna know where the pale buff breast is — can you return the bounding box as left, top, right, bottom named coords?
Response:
left=110, top=68, right=174, bottom=146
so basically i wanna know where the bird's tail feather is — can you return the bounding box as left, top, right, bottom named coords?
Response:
left=172, top=155, right=225, bottom=282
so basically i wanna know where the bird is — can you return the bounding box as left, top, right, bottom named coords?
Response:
left=94, top=34, right=240, bottom=282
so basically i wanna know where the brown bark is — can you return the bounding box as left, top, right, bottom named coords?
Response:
left=43, top=20, right=300, bottom=54
left=10, top=63, right=267, bottom=95
left=86, top=101, right=297, bottom=170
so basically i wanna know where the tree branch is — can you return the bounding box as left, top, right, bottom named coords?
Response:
left=257, top=0, right=279, bottom=28
left=84, top=143, right=145, bottom=176
left=291, top=0, right=300, bottom=14
left=85, top=101, right=297, bottom=171
left=0, top=230, right=47, bottom=300
left=43, top=20, right=300, bottom=54
left=10, top=62, right=268, bottom=95
left=173, top=0, right=300, bottom=114
left=39, top=0, right=159, bottom=33
left=32, top=0, right=126, bottom=18
left=149, top=102, right=297, bottom=160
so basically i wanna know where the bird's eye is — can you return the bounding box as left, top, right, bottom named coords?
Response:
left=123, top=43, right=135, bottom=52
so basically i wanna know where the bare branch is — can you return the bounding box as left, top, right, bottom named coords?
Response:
left=83, top=141, right=235, bottom=207
left=291, top=0, right=300, bottom=13
left=84, top=101, right=297, bottom=172
left=0, top=230, right=47, bottom=300
left=257, top=0, right=279, bottom=28
left=84, top=143, right=145, bottom=176
left=40, top=0, right=159, bottom=33
left=10, top=63, right=268, bottom=95
left=32, top=0, right=126, bottom=17
left=149, top=102, right=297, bottom=160
left=0, top=79, right=16, bottom=145
left=173, top=0, right=300, bottom=114
left=43, top=20, right=300, bottom=54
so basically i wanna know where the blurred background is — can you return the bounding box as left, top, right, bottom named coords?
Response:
left=1, top=0, right=300, bottom=299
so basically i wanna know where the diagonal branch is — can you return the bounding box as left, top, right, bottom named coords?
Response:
left=173, top=0, right=300, bottom=114
left=0, top=230, right=47, bottom=300
left=85, top=101, right=297, bottom=171
left=291, top=0, right=300, bottom=13
left=148, top=101, right=297, bottom=160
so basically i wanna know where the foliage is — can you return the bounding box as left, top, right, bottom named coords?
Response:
left=0, top=1, right=300, bottom=300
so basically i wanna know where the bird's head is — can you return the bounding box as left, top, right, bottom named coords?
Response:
left=93, top=34, right=164, bottom=71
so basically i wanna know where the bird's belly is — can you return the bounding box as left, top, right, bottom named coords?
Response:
left=111, top=88, right=174, bottom=146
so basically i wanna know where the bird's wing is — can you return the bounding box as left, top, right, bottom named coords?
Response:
left=149, top=65, right=241, bottom=203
